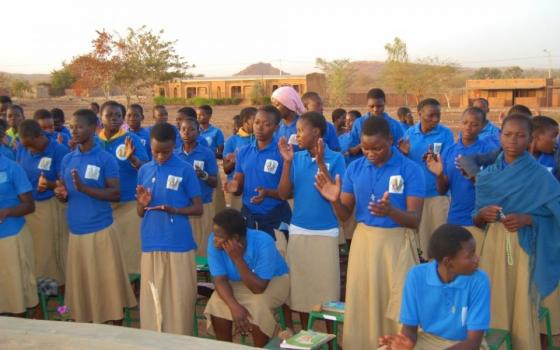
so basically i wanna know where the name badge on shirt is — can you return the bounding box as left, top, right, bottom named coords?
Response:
left=264, top=159, right=279, bottom=174
left=85, top=165, right=101, bottom=181
left=388, top=175, right=404, bottom=194
left=166, top=175, right=182, bottom=191
left=193, top=160, right=205, bottom=171
left=0, top=171, right=7, bottom=183
left=37, top=157, right=52, bottom=171
left=433, top=142, right=443, bottom=155
left=288, top=134, right=297, bottom=145
left=205, top=136, right=213, bottom=146
left=115, top=144, right=128, bottom=161
left=547, top=167, right=553, bottom=173
left=140, top=139, right=146, bottom=146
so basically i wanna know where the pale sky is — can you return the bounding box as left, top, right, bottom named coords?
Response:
left=2, top=0, right=559, bottom=76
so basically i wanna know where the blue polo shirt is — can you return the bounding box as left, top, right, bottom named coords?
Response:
left=17, top=138, right=69, bottom=201
left=537, top=153, right=556, bottom=173
left=400, top=261, right=490, bottom=341
left=0, top=155, right=32, bottom=238
left=176, top=143, right=218, bottom=204
left=338, top=132, right=360, bottom=165
left=98, top=131, right=149, bottom=202
left=147, top=124, right=208, bottom=150
left=138, top=154, right=201, bottom=252
left=60, top=145, right=119, bottom=234
left=478, top=122, right=500, bottom=142
left=275, top=116, right=340, bottom=152
left=200, top=124, right=225, bottom=153
left=0, top=144, right=15, bottom=160
left=291, top=147, right=346, bottom=230
left=58, top=126, right=71, bottom=137
left=235, top=140, right=286, bottom=215
left=342, top=149, right=425, bottom=227
left=443, top=139, right=494, bottom=226
left=131, top=127, right=151, bottom=160
left=207, top=229, right=289, bottom=281
left=224, top=134, right=255, bottom=180
left=350, top=112, right=404, bottom=148
left=403, top=123, right=455, bottom=197
left=401, top=121, right=412, bottom=131
left=45, top=131, right=70, bottom=148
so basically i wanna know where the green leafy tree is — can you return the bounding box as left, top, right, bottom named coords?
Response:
left=50, top=63, right=76, bottom=96
left=315, top=58, right=356, bottom=107
left=250, top=81, right=268, bottom=105
left=380, top=37, right=413, bottom=103
left=472, top=67, right=503, bottom=79
left=10, top=79, right=32, bottom=97
left=503, top=66, right=524, bottom=78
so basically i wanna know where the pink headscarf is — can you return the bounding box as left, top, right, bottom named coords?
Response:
left=271, top=86, right=305, bottom=115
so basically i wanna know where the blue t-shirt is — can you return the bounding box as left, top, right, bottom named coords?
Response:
left=98, top=132, right=149, bottom=202
left=137, top=154, right=201, bottom=252
left=175, top=143, right=218, bottom=204
left=350, top=112, right=404, bottom=148
left=131, top=127, right=151, bottom=160
left=478, top=122, right=500, bottom=144
left=224, top=134, right=255, bottom=180
left=58, top=126, right=71, bottom=137
left=60, top=145, right=119, bottom=234
left=235, top=140, right=287, bottom=215
left=45, top=131, right=70, bottom=148
left=291, top=147, right=346, bottom=230
left=0, top=144, right=15, bottom=160
left=401, top=121, right=412, bottom=131
left=200, top=124, right=225, bottom=153
left=17, top=138, right=69, bottom=201
left=443, top=139, right=494, bottom=226
left=342, top=149, right=425, bottom=227
left=403, top=123, right=455, bottom=197
left=537, top=153, right=556, bottom=174
left=400, top=261, right=490, bottom=341
left=275, top=116, right=340, bottom=152
left=207, top=229, right=289, bottom=281
left=0, top=155, right=32, bottom=238
left=338, top=132, right=360, bottom=165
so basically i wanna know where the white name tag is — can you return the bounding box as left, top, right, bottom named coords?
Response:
left=433, top=142, right=442, bottom=155
left=85, top=165, right=101, bottom=180
left=115, top=144, right=127, bottom=161
left=388, top=175, right=404, bottom=194
left=140, top=139, right=146, bottom=146
left=264, top=159, right=279, bottom=174
left=288, top=134, right=297, bottom=145
left=193, top=160, right=205, bottom=171
left=205, top=136, right=213, bottom=146
left=166, top=175, right=182, bottom=190
left=38, top=157, right=52, bottom=171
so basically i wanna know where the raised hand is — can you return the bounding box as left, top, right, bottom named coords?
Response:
left=224, top=152, right=236, bottom=163
left=250, top=187, right=266, bottom=204
left=425, top=153, right=443, bottom=176
left=398, top=138, right=410, bottom=156
left=314, top=172, right=341, bottom=203
left=56, top=133, right=64, bottom=145
left=315, top=138, right=325, bottom=168
left=501, top=213, right=532, bottom=232
left=224, top=179, right=240, bottom=194
left=70, top=169, right=83, bottom=192
left=37, top=172, right=49, bottom=192
left=136, top=185, right=152, bottom=207
left=53, top=180, right=68, bottom=200
left=278, top=137, right=294, bottom=162
left=124, top=136, right=135, bottom=160
left=370, top=191, right=392, bottom=216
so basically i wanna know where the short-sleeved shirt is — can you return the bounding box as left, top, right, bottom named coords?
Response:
left=291, top=147, right=346, bottom=230
left=275, top=116, right=340, bottom=152
left=98, top=131, right=149, bottom=202
left=537, top=153, right=556, bottom=174
left=207, top=229, right=289, bottom=281
left=58, top=126, right=71, bottom=137
left=235, top=140, right=287, bottom=215
left=350, top=112, right=404, bottom=148
left=0, top=144, right=15, bottom=160
left=60, top=145, right=119, bottom=234
left=0, top=155, right=32, bottom=238
left=176, top=143, right=218, bottom=204
left=442, top=139, right=494, bottom=226
left=400, top=261, right=490, bottom=341
left=401, top=121, right=412, bottom=131
left=45, top=131, right=70, bottom=148
left=342, top=148, right=425, bottom=227
left=17, top=138, right=69, bottom=201
left=338, top=132, right=360, bottom=165
left=403, top=123, right=455, bottom=197
left=224, top=134, right=255, bottom=180
left=138, top=154, right=201, bottom=252
left=200, top=124, right=225, bottom=153
left=131, top=127, right=151, bottom=160
left=478, top=122, right=500, bottom=146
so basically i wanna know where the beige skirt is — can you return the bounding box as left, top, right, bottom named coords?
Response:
left=65, top=225, right=137, bottom=323
left=463, top=226, right=485, bottom=257
left=480, top=222, right=540, bottom=349
left=0, top=226, right=38, bottom=313
left=417, top=196, right=450, bottom=259
left=140, top=250, right=197, bottom=335
left=287, top=234, right=340, bottom=312
left=213, top=175, right=226, bottom=213
left=204, top=274, right=290, bottom=337
left=25, top=197, right=65, bottom=283
left=542, top=288, right=560, bottom=335
left=229, top=194, right=243, bottom=211
left=341, top=210, right=357, bottom=241
left=343, top=224, right=419, bottom=350
left=111, top=201, right=142, bottom=274
left=190, top=202, right=215, bottom=258
left=55, top=200, right=69, bottom=277
left=377, top=332, right=488, bottom=350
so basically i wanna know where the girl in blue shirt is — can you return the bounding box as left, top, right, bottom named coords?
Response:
left=18, top=119, right=69, bottom=284
left=315, top=117, right=425, bottom=350
left=54, top=109, right=136, bottom=324
left=177, top=118, right=218, bottom=257
left=204, top=209, right=289, bottom=347
left=0, top=153, right=37, bottom=315
left=0, top=118, right=15, bottom=160
left=126, top=103, right=151, bottom=160
left=98, top=101, right=149, bottom=275
left=379, top=225, right=489, bottom=350
left=278, top=111, right=345, bottom=331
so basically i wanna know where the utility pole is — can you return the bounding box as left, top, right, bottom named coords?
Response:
left=543, top=49, right=552, bottom=78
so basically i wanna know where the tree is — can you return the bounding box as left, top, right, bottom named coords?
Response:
left=250, top=81, right=267, bottom=105
left=472, top=67, right=503, bottom=79
left=50, top=63, right=76, bottom=96
left=380, top=37, right=413, bottom=103
left=417, top=57, right=461, bottom=108
left=384, top=37, right=409, bottom=63
left=315, top=58, right=356, bottom=107
left=10, top=79, right=32, bottom=98
left=503, top=66, right=524, bottom=78
left=0, top=73, right=10, bottom=95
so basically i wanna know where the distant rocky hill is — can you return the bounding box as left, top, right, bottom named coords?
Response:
left=234, top=62, right=289, bottom=76
left=0, top=71, right=50, bottom=84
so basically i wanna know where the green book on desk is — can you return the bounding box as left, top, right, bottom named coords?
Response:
left=280, top=330, right=335, bottom=349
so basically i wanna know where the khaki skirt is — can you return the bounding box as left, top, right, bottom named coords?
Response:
left=480, top=222, right=540, bottom=349
left=190, top=202, right=215, bottom=258
left=213, top=175, right=226, bottom=213
left=140, top=250, right=197, bottom=335
left=25, top=197, right=65, bottom=283
left=463, top=226, right=485, bottom=257
left=377, top=332, right=488, bottom=350
left=542, top=288, right=560, bottom=335
left=343, top=224, right=419, bottom=350
left=65, top=225, right=137, bottom=323
left=111, top=201, right=142, bottom=274
left=287, top=233, right=340, bottom=313
left=55, top=200, right=69, bottom=277
left=204, top=274, right=290, bottom=337
left=0, top=226, right=38, bottom=314
left=341, top=211, right=357, bottom=241
left=417, top=196, right=449, bottom=259
left=229, top=194, right=243, bottom=211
